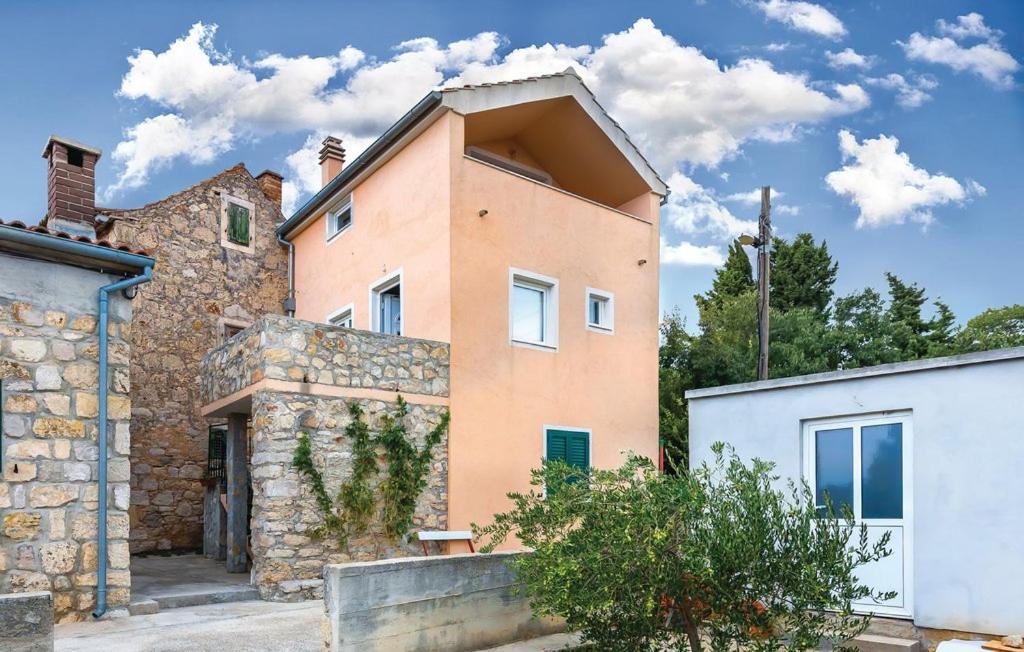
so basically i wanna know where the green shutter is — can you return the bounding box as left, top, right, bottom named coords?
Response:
left=227, top=203, right=250, bottom=245
left=546, top=429, right=589, bottom=490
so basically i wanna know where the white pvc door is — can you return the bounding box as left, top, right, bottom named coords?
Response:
left=803, top=413, right=913, bottom=618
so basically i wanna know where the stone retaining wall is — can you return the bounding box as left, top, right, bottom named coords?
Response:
left=323, top=552, right=563, bottom=652
left=1, top=254, right=134, bottom=622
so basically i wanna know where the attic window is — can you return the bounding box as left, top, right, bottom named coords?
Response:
left=67, top=148, right=84, bottom=167
left=227, top=202, right=251, bottom=245
left=219, top=193, right=256, bottom=253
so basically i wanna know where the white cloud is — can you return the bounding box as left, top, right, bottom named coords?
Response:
left=754, top=0, right=847, bottom=40
left=826, top=48, right=875, bottom=69
left=764, top=42, right=791, bottom=52
left=723, top=187, right=800, bottom=218
left=825, top=130, right=983, bottom=228
left=863, top=73, right=938, bottom=109
left=108, top=17, right=870, bottom=229
left=937, top=12, right=997, bottom=41
left=664, top=171, right=757, bottom=240
left=899, top=14, right=1019, bottom=88
left=660, top=237, right=726, bottom=267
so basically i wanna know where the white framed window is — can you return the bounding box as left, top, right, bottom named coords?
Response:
left=325, top=194, right=353, bottom=242
left=369, top=269, right=402, bottom=336
left=585, top=288, right=614, bottom=334
left=509, top=268, right=558, bottom=350
left=326, top=304, right=354, bottom=329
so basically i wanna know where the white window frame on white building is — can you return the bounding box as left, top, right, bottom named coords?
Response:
left=326, top=303, right=355, bottom=329
left=509, top=268, right=559, bottom=351
left=369, top=269, right=403, bottom=336
left=585, top=287, right=614, bottom=334
left=325, top=194, right=353, bottom=243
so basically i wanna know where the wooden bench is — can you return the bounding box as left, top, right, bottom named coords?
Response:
left=416, top=530, right=475, bottom=555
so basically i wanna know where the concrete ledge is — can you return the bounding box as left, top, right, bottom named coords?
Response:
left=324, top=552, right=563, bottom=652
left=0, top=591, right=54, bottom=652
left=853, top=633, right=922, bottom=652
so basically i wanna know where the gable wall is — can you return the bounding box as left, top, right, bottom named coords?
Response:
left=106, top=166, right=288, bottom=552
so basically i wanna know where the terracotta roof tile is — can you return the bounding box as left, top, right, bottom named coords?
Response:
left=0, top=219, right=151, bottom=257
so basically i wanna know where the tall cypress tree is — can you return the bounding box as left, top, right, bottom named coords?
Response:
left=695, top=241, right=754, bottom=313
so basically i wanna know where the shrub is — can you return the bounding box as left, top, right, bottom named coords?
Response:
left=475, top=444, right=892, bottom=652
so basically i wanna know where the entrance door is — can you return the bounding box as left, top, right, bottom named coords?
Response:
left=803, top=413, right=913, bottom=618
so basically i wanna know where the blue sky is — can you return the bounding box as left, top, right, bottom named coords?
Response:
left=1, top=1, right=1021, bottom=328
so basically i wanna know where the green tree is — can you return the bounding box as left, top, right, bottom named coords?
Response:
left=659, top=312, right=693, bottom=470
left=696, top=241, right=753, bottom=311
left=830, top=288, right=897, bottom=369
left=476, top=449, right=892, bottom=652
left=955, top=305, right=1024, bottom=352
left=885, top=273, right=932, bottom=360
left=770, top=233, right=838, bottom=316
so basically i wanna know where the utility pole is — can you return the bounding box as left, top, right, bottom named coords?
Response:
left=756, top=186, right=771, bottom=381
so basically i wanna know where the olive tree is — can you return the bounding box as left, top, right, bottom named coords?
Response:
left=474, top=445, right=892, bottom=652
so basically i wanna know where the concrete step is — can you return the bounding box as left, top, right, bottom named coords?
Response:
left=853, top=633, right=922, bottom=652
left=129, top=585, right=260, bottom=615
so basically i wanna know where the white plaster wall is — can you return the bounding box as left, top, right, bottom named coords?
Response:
left=687, top=354, right=1024, bottom=634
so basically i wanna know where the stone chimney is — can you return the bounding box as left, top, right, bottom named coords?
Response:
left=256, top=170, right=284, bottom=208
left=42, top=135, right=102, bottom=237
left=318, top=136, right=345, bottom=187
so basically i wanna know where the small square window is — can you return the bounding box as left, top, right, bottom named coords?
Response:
left=327, top=305, right=354, bottom=329
left=510, top=269, right=558, bottom=350
left=327, top=196, right=353, bottom=240
left=220, top=318, right=251, bottom=342
left=586, top=288, right=614, bottom=333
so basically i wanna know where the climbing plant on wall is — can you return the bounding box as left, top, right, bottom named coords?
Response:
left=292, top=397, right=449, bottom=548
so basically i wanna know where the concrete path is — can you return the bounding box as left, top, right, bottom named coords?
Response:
left=55, top=600, right=323, bottom=652
left=56, top=597, right=580, bottom=652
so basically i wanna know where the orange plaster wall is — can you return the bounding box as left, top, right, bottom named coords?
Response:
left=447, top=138, right=662, bottom=540
left=291, top=113, right=455, bottom=342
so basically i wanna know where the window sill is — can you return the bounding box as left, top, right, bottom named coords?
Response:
left=511, top=339, right=558, bottom=352
left=586, top=324, right=614, bottom=335
left=325, top=225, right=352, bottom=245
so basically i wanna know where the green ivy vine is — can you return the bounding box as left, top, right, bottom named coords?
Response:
left=292, top=396, right=450, bottom=547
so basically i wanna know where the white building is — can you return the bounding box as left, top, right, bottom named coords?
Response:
left=686, top=347, right=1024, bottom=637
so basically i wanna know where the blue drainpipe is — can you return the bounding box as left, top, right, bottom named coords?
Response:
left=93, top=265, right=153, bottom=618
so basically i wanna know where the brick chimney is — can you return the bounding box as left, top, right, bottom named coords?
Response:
left=318, top=136, right=345, bottom=187
left=42, top=135, right=102, bottom=237
left=256, top=170, right=284, bottom=208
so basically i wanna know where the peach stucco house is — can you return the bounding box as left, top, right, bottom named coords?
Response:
left=277, top=70, right=668, bottom=535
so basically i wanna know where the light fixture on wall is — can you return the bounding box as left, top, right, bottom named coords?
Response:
left=637, top=259, right=647, bottom=267
left=478, top=209, right=488, bottom=217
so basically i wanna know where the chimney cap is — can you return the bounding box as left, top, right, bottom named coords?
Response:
left=318, top=136, right=345, bottom=163
left=42, top=135, right=103, bottom=160
left=256, top=169, right=284, bottom=181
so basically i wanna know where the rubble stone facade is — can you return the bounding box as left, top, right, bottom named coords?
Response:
left=0, top=254, right=136, bottom=622
left=101, top=165, right=287, bottom=553
left=201, top=316, right=450, bottom=601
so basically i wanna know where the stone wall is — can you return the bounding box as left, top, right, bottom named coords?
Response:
left=0, top=591, right=54, bottom=652
left=103, top=164, right=288, bottom=552
left=1, top=253, right=135, bottom=622
left=250, top=391, right=448, bottom=601
left=201, top=316, right=452, bottom=601
left=202, top=314, right=450, bottom=404
left=322, top=552, right=563, bottom=652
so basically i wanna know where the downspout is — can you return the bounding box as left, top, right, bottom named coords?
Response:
left=277, top=233, right=296, bottom=317
left=93, top=265, right=153, bottom=619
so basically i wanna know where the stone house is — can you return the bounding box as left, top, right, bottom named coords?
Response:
left=91, top=162, right=288, bottom=552
left=0, top=212, right=154, bottom=622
